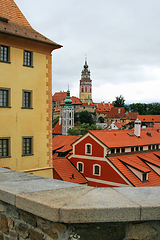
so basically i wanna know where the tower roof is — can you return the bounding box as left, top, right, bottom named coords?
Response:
left=0, top=0, right=62, bottom=49
left=64, top=88, right=73, bottom=109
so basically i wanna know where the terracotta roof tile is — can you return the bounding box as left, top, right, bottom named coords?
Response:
left=108, top=152, right=160, bottom=187
left=89, top=129, right=160, bottom=148
left=53, top=158, right=87, bottom=184
left=52, top=92, right=67, bottom=101
left=105, top=107, right=126, bottom=118
left=0, top=0, right=62, bottom=48
left=52, top=120, right=62, bottom=135
left=138, top=115, right=160, bottom=123
left=95, top=102, right=113, bottom=113
left=52, top=135, right=80, bottom=151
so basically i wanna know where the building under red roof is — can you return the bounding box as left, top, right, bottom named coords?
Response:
left=95, top=102, right=113, bottom=113
left=69, top=127, right=160, bottom=187
left=138, top=115, right=160, bottom=125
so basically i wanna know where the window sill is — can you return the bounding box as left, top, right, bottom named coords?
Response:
left=0, top=156, right=11, bottom=158
left=23, top=64, right=34, bottom=68
left=0, top=106, right=11, bottom=108
left=21, top=107, right=33, bottom=109
left=0, top=60, right=11, bottom=64
left=22, top=154, right=34, bottom=157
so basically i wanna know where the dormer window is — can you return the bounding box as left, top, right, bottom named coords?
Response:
left=85, top=143, right=92, bottom=155
left=142, top=173, right=148, bottom=182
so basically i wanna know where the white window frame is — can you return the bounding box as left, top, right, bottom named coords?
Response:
left=93, top=164, right=101, bottom=176
left=85, top=143, right=92, bottom=155
left=77, top=162, right=84, bottom=173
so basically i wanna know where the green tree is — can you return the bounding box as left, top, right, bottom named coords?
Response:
left=74, top=111, right=94, bottom=125
left=52, top=116, right=59, bottom=128
left=67, top=123, right=103, bottom=136
left=113, top=95, right=125, bottom=107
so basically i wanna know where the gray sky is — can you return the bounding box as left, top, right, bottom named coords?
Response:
left=15, top=0, right=160, bottom=104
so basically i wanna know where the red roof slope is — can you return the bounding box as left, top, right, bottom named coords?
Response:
left=52, top=92, right=67, bottom=101
left=89, top=129, right=160, bottom=148
left=105, top=107, right=126, bottom=118
left=52, top=120, right=62, bottom=135
left=138, top=115, right=160, bottom=123
left=108, top=152, right=160, bottom=187
left=95, top=102, right=113, bottom=113
left=53, top=158, right=87, bottom=184
left=0, top=0, right=61, bottom=47
left=114, top=122, right=124, bottom=128
left=52, top=135, right=80, bottom=152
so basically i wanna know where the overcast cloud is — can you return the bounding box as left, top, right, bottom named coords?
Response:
left=15, top=0, right=160, bottom=104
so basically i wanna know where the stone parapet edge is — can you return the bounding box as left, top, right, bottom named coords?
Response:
left=0, top=168, right=160, bottom=223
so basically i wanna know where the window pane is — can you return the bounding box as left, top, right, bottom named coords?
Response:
left=0, top=139, right=9, bottom=157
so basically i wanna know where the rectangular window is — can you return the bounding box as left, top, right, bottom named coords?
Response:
left=22, top=137, right=33, bottom=156
left=23, top=50, right=33, bottom=67
left=22, top=90, right=32, bottom=109
left=131, top=147, right=134, bottom=152
left=122, top=148, right=125, bottom=153
left=0, top=88, right=10, bottom=107
left=111, top=149, right=115, bottom=154
left=140, top=146, right=143, bottom=151
left=86, top=144, right=92, bottom=154
left=0, top=138, right=9, bottom=157
left=116, top=148, right=120, bottom=153
left=0, top=45, right=10, bottom=62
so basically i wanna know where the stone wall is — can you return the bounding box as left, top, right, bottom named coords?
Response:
left=0, top=168, right=160, bottom=240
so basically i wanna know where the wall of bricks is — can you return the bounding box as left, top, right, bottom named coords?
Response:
left=0, top=200, right=160, bottom=240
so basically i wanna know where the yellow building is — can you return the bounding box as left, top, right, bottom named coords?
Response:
left=0, top=0, right=62, bottom=177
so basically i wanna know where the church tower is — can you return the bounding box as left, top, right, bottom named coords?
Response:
left=79, top=57, right=92, bottom=104
left=62, top=87, right=74, bottom=135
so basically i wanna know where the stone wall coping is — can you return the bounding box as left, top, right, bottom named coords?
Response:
left=0, top=168, right=160, bottom=223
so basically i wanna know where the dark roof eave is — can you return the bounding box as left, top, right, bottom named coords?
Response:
left=0, top=30, right=62, bottom=49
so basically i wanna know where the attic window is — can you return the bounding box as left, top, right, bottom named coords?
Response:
left=127, top=133, right=133, bottom=137
left=0, top=17, right=8, bottom=23
left=142, top=173, right=148, bottom=182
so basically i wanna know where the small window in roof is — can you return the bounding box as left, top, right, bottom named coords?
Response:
left=142, top=173, right=148, bottom=182
left=127, top=133, right=133, bottom=137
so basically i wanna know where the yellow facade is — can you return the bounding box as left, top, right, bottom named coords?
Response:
left=0, top=0, right=61, bottom=178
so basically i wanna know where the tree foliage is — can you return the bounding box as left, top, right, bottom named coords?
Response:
left=67, top=123, right=103, bottom=136
left=74, top=111, right=94, bottom=125
left=128, top=103, right=160, bottom=115
left=113, top=95, right=125, bottom=107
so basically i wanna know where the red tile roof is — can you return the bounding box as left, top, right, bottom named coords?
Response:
left=52, top=92, right=67, bottom=102
left=138, top=115, right=160, bottom=123
left=52, top=120, right=62, bottom=135
left=53, top=158, right=87, bottom=184
left=105, top=107, right=126, bottom=118
left=60, top=96, right=82, bottom=106
left=114, top=122, right=124, bottom=128
left=95, top=102, right=113, bottom=113
left=89, top=129, right=160, bottom=148
left=0, top=0, right=62, bottom=48
left=52, top=135, right=80, bottom=152
left=108, top=152, right=160, bottom=187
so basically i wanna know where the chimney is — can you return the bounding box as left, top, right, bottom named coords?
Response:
left=59, top=117, right=61, bottom=125
left=134, top=118, right=141, bottom=137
